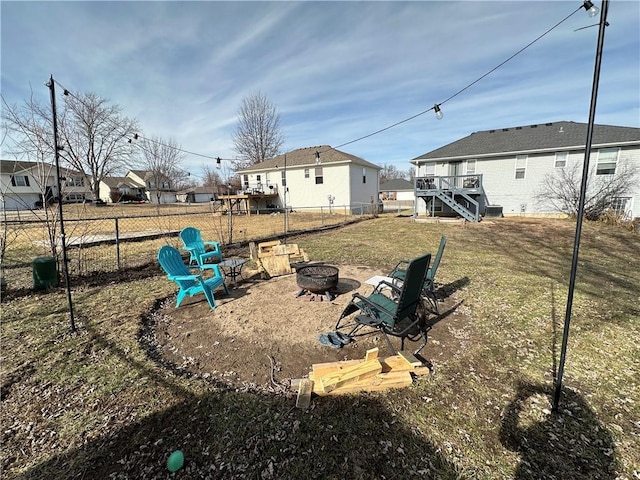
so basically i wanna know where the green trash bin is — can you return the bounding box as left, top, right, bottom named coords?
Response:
left=33, top=256, right=58, bottom=290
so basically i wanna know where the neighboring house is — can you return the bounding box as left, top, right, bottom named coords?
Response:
left=236, top=145, right=381, bottom=213
left=380, top=178, right=414, bottom=201
left=1, top=159, right=92, bottom=210
left=98, top=176, right=146, bottom=203
left=410, top=121, right=640, bottom=221
left=176, top=186, right=217, bottom=203
left=127, top=170, right=176, bottom=204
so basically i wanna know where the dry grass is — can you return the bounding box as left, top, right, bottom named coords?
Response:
left=1, top=216, right=638, bottom=479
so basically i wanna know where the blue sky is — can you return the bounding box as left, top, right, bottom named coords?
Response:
left=2, top=1, right=639, bottom=179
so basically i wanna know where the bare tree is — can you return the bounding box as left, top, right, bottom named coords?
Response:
left=406, top=166, right=416, bottom=183
left=232, top=92, right=284, bottom=169
left=201, top=163, right=223, bottom=195
left=137, top=136, right=186, bottom=205
left=379, top=164, right=404, bottom=184
left=59, top=92, right=139, bottom=200
left=535, top=159, right=639, bottom=220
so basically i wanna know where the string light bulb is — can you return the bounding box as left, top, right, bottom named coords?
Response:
left=434, top=104, right=444, bottom=120
left=315, top=151, right=321, bottom=164
left=216, top=157, right=221, bottom=169
left=583, top=0, right=599, bottom=17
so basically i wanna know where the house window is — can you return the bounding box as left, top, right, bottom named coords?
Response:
left=610, top=197, right=631, bottom=217
left=555, top=152, right=568, bottom=168
left=66, top=176, right=84, bottom=187
left=515, top=155, right=527, bottom=179
left=10, top=175, right=30, bottom=187
left=162, top=181, right=170, bottom=189
left=596, top=148, right=619, bottom=175
left=147, top=181, right=155, bottom=189
left=281, top=170, right=286, bottom=187
left=243, top=174, right=249, bottom=189
left=304, top=168, right=309, bottom=179
left=424, top=162, right=436, bottom=176
left=362, top=167, right=366, bottom=184
left=315, top=167, right=323, bottom=185
left=466, top=159, right=476, bottom=174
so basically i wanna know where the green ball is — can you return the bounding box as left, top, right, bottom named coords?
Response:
left=167, top=450, right=184, bottom=472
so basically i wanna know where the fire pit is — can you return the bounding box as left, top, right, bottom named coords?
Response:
left=295, top=265, right=339, bottom=301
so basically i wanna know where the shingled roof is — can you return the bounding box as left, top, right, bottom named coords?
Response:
left=238, top=145, right=380, bottom=173
left=412, top=121, right=640, bottom=162
left=380, top=178, right=413, bottom=191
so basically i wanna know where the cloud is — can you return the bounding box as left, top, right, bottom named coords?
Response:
left=1, top=0, right=638, bottom=174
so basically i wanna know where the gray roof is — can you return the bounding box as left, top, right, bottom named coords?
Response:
left=380, top=178, right=413, bottom=191
left=1, top=159, right=83, bottom=176
left=237, top=145, right=381, bottom=173
left=0, top=160, right=42, bottom=174
left=102, top=176, right=141, bottom=188
left=412, top=121, right=640, bottom=162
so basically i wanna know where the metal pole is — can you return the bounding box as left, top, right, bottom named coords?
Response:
left=115, top=218, right=121, bottom=270
left=553, top=0, right=609, bottom=412
left=283, top=154, right=288, bottom=239
left=47, top=75, right=76, bottom=332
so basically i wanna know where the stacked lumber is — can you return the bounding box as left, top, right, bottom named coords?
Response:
left=251, top=240, right=309, bottom=278
left=293, top=348, right=430, bottom=408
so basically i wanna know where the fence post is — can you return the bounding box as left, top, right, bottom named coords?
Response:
left=115, top=217, right=121, bottom=270
left=321, top=206, right=324, bottom=225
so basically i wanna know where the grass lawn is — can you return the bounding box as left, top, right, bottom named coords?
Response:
left=1, top=216, right=638, bottom=479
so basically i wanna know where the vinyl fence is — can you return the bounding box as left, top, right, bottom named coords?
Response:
left=1, top=202, right=379, bottom=291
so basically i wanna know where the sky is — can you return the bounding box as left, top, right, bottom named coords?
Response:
left=1, top=1, right=639, bottom=180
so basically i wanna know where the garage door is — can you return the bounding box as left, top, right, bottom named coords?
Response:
left=1, top=194, right=40, bottom=211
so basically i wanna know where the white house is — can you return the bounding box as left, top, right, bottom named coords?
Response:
left=1, top=159, right=91, bottom=210
left=127, top=170, right=177, bottom=204
left=410, top=121, right=640, bottom=221
left=380, top=178, right=414, bottom=201
left=236, top=145, right=381, bottom=214
left=98, top=176, right=146, bottom=203
left=176, top=186, right=217, bottom=203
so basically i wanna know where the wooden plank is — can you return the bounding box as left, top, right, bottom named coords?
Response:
left=311, top=359, right=363, bottom=378
left=257, top=240, right=281, bottom=258
left=312, top=371, right=413, bottom=396
left=318, top=359, right=382, bottom=393
left=260, top=255, right=292, bottom=277
left=273, top=244, right=300, bottom=256
left=249, top=242, right=258, bottom=261
left=296, top=379, right=313, bottom=409
left=365, top=347, right=379, bottom=361
left=398, top=351, right=423, bottom=368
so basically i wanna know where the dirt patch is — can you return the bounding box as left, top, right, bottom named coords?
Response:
left=149, top=264, right=471, bottom=391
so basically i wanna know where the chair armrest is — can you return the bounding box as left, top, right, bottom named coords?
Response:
left=183, top=245, right=198, bottom=252
left=169, top=274, right=199, bottom=282
left=352, top=292, right=395, bottom=318
left=203, top=241, right=219, bottom=247
left=373, top=280, right=401, bottom=295
left=389, top=259, right=410, bottom=276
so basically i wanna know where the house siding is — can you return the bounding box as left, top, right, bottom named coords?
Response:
left=415, top=145, right=640, bottom=218
left=413, top=120, right=640, bottom=221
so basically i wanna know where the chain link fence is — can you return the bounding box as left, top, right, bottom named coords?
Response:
left=1, top=202, right=378, bottom=291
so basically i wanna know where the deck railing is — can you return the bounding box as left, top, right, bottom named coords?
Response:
left=415, top=174, right=483, bottom=193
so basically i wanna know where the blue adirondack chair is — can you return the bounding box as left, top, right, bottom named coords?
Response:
left=179, top=227, right=223, bottom=268
left=158, top=245, right=229, bottom=309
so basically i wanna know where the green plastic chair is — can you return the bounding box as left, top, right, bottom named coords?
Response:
left=335, top=253, right=432, bottom=355
left=179, top=227, right=223, bottom=268
left=158, top=245, right=228, bottom=309
left=389, top=235, right=446, bottom=314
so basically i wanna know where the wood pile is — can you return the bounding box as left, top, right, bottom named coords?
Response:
left=250, top=240, right=309, bottom=278
left=293, top=348, right=431, bottom=408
